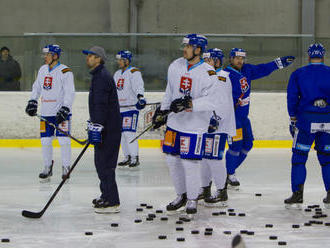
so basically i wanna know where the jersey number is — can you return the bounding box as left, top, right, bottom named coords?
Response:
left=117, top=79, right=124, bottom=90
left=43, top=77, right=53, bottom=90
left=239, top=77, right=249, bottom=93
left=179, top=76, right=192, bottom=95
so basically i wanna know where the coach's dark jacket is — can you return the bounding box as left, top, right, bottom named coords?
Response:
left=88, top=64, right=121, bottom=205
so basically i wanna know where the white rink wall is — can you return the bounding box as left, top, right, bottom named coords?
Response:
left=0, top=92, right=291, bottom=140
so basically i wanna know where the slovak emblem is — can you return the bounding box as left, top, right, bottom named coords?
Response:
left=239, top=77, right=249, bottom=93
left=179, top=76, right=192, bottom=94
left=117, top=79, right=124, bottom=90
left=43, top=76, right=53, bottom=90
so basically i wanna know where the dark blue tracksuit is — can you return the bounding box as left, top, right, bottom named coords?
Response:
left=89, top=64, right=122, bottom=206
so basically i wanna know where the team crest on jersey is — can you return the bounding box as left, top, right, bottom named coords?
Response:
left=239, top=77, right=249, bottom=93
left=179, top=76, right=192, bottom=94
left=43, top=76, right=53, bottom=90
left=117, top=79, right=124, bottom=90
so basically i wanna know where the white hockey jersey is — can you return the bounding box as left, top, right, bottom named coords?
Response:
left=30, top=63, right=75, bottom=116
left=113, top=66, right=145, bottom=112
left=213, top=69, right=236, bottom=137
left=161, top=57, right=227, bottom=133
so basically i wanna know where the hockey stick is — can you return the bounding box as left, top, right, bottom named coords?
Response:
left=120, top=102, right=161, bottom=108
left=22, top=142, right=90, bottom=219
left=129, top=110, right=171, bottom=144
left=36, top=114, right=88, bottom=145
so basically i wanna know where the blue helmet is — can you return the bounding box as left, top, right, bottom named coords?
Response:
left=308, top=43, right=325, bottom=58
left=182, top=34, right=208, bottom=53
left=116, top=50, right=133, bottom=62
left=43, top=44, right=61, bottom=57
left=203, top=48, right=224, bottom=65
left=229, top=48, right=246, bottom=58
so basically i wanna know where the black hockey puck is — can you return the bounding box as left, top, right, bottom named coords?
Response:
left=146, top=205, right=153, bottom=209
left=134, top=219, right=142, bottom=223
left=325, top=222, right=330, bottom=226
left=238, top=213, right=246, bottom=217
left=313, top=215, right=321, bottom=219
left=160, top=217, right=168, bottom=221
left=229, top=212, right=236, bottom=216
left=304, top=222, right=311, bottom=226
left=183, top=218, right=191, bottom=222
left=191, top=230, right=199, bottom=234
left=148, top=213, right=156, bottom=218
left=255, top=193, right=262, bottom=196
left=176, top=221, right=183, bottom=225
left=278, top=241, right=287, bottom=246
left=205, top=227, right=213, bottom=232
left=111, top=223, right=119, bottom=227
left=140, top=203, right=147, bottom=207
left=321, top=214, right=328, bottom=218
left=136, top=208, right=143, bottom=212
left=307, top=205, right=314, bottom=209
left=315, top=208, right=322, bottom=211
left=156, top=210, right=163, bottom=214
left=204, top=231, right=212, bottom=236
left=269, top=236, right=278, bottom=240
left=176, top=227, right=184, bottom=231
left=247, top=231, right=255, bottom=235
left=313, top=204, right=320, bottom=208
left=177, top=237, right=185, bottom=242
left=292, top=224, right=300, bottom=228
left=146, top=217, right=153, bottom=221
left=224, top=231, right=232, bottom=235
left=158, top=235, right=167, bottom=240
left=212, top=212, right=220, bottom=216
left=240, top=230, right=248, bottom=234
left=228, top=208, right=235, bottom=212
left=1, top=239, right=10, bottom=243
left=315, top=221, right=323, bottom=225
left=85, top=232, right=93, bottom=236
left=304, top=208, right=312, bottom=212
left=265, top=224, right=273, bottom=228
left=179, top=217, right=187, bottom=221
left=219, top=211, right=227, bottom=215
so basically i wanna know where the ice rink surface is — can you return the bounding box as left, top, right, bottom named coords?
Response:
left=0, top=147, right=329, bottom=248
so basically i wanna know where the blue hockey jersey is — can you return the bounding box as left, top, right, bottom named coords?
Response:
left=287, top=63, right=330, bottom=131
left=224, top=61, right=278, bottom=119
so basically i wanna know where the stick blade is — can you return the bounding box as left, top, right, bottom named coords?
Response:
left=22, top=210, right=43, bottom=219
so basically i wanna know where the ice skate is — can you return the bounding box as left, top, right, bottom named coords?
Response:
left=166, top=193, right=187, bottom=214
left=185, top=199, right=197, bottom=219
left=92, top=196, right=103, bottom=207
left=227, top=174, right=240, bottom=190
left=94, top=199, right=120, bottom=214
left=284, top=185, right=303, bottom=210
left=204, top=188, right=228, bottom=207
left=39, top=160, right=54, bottom=183
left=118, top=155, right=131, bottom=167
left=197, top=182, right=211, bottom=205
left=129, top=156, right=140, bottom=169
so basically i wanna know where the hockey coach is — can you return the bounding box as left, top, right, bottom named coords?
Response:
left=83, top=46, right=122, bottom=214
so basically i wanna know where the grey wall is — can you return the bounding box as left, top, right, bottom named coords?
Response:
left=0, top=0, right=329, bottom=37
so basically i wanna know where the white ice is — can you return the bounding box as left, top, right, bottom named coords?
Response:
left=0, top=147, right=330, bottom=248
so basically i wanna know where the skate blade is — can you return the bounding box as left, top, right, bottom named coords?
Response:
left=182, top=213, right=196, bottom=220
left=204, top=201, right=228, bottom=208
left=227, top=185, right=239, bottom=191
left=39, top=178, right=51, bottom=183
left=285, top=203, right=302, bottom=210
left=166, top=207, right=185, bottom=216
left=94, top=207, right=120, bottom=214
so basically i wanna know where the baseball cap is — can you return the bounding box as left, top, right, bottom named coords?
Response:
left=82, top=46, right=107, bottom=61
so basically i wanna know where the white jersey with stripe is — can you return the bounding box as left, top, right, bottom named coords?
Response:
left=214, top=68, right=236, bottom=137
left=30, top=63, right=75, bottom=116
left=161, top=57, right=227, bottom=134
left=113, top=66, right=145, bottom=112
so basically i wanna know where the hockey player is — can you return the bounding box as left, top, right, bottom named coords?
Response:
left=25, top=44, right=75, bottom=182
left=83, top=46, right=122, bottom=213
left=152, top=34, right=227, bottom=216
left=224, top=48, right=295, bottom=188
left=114, top=50, right=146, bottom=168
left=199, top=48, right=236, bottom=207
left=284, top=43, right=330, bottom=209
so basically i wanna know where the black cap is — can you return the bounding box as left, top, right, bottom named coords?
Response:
left=0, top=46, right=10, bottom=52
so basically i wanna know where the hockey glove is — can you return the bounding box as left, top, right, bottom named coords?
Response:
left=170, top=95, right=192, bottom=113
left=289, top=117, right=297, bottom=138
left=135, top=94, right=147, bottom=110
left=56, top=106, right=70, bottom=125
left=208, top=115, right=220, bottom=133
left=25, top=100, right=38, bottom=116
left=275, top=56, right=295, bottom=69
left=152, top=106, right=170, bottom=129
left=87, top=121, right=104, bottom=145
